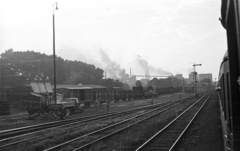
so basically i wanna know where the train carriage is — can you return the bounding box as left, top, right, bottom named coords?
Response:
left=217, top=52, right=233, bottom=150
left=218, top=0, right=240, bottom=150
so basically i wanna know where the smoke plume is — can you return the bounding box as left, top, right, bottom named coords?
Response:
left=137, top=55, right=172, bottom=77
left=137, top=55, right=150, bottom=76
left=99, top=49, right=128, bottom=80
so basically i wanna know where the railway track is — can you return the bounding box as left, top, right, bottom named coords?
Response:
left=0, top=109, right=151, bottom=149
left=135, top=91, right=213, bottom=151
left=0, top=95, right=194, bottom=140
left=0, top=101, right=167, bottom=140
left=0, top=95, right=194, bottom=150
left=43, top=95, right=197, bottom=151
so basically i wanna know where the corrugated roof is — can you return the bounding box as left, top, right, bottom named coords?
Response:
left=31, top=83, right=41, bottom=93
left=45, top=83, right=53, bottom=93
left=31, top=83, right=53, bottom=93
left=38, top=83, right=47, bottom=93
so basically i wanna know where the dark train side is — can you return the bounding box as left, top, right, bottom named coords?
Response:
left=217, top=0, right=240, bottom=150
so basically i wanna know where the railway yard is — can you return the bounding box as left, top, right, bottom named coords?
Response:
left=0, top=91, right=224, bottom=151
left=2, top=1, right=240, bottom=150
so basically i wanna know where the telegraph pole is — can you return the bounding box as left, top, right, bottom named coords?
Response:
left=52, top=2, right=58, bottom=104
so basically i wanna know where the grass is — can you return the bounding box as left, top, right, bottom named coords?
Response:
left=1, top=92, right=193, bottom=151
left=88, top=97, right=197, bottom=151
left=4, top=113, right=134, bottom=151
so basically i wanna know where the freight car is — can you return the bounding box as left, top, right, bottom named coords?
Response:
left=5, top=83, right=182, bottom=118
left=217, top=0, right=240, bottom=150
left=56, top=85, right=129, bottom=105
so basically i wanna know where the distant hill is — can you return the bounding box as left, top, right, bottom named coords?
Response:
left=0, top=49, right=122, bottom=88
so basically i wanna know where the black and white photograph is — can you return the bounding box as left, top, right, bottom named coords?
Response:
left=0, top=0, right=239, bottom=150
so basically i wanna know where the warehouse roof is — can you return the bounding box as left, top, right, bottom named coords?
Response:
left=56, top=85, right=92, bottom=90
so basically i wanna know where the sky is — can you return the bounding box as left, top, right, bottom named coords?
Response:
left=0, top=0, right=227, bottom=80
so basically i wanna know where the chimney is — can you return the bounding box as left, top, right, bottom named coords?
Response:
left=130, top=68, right=132, bottom=78
left=105, top=70, right=107, bottom=79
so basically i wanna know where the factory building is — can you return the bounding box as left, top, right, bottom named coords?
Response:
left=198, top=73, right=212, bottom=82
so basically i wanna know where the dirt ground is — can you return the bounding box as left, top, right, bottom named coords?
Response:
left=173, top=92, right=224, bottom=151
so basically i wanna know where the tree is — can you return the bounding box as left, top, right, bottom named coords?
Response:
left=0, top=49, right=105, bottom=86
left=0, top=49, right=128, bottom=88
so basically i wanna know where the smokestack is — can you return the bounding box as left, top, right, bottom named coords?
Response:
left=130, top=68, right=132, bottom=78
left=105, top=70, right=107, bottom=79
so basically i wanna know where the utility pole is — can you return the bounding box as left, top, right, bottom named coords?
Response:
left=193, top=63, right=202, bottom=96
left=105, top=70, right=107, bottom=80
left=52, top=2, right=58, bottom=104
left=208, top=74, right=210, bottom=89
left=37, top=60, right=40, bottom=74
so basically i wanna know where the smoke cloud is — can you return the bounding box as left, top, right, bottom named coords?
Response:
left=137, top=55, right=150, bottom=76
left=137, top=55, right=172, bottom=77
left=99, top=49, right=128, bottom=80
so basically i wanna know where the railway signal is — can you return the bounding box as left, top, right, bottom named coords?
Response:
left=193, top=63, right=202, bottom=96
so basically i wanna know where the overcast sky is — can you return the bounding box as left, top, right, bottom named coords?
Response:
left=0, top=0, right=227, bottom=79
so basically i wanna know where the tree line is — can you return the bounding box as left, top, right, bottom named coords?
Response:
left=0, top=49, right=123, bottom=88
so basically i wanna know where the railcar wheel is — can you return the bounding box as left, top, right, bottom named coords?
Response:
left=65, top=108, right=71, bottom=116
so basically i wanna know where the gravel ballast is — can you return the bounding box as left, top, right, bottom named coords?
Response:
left=173, top=92, right=224, bottom=151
